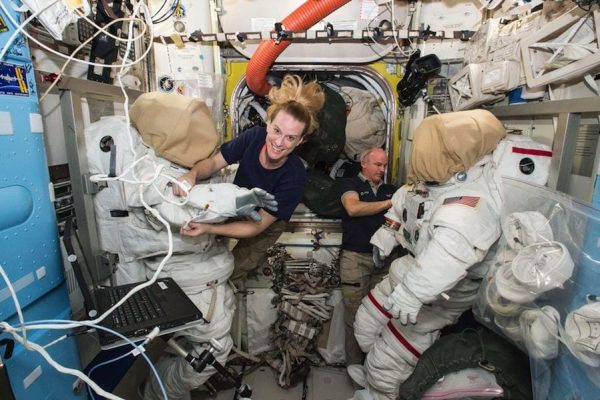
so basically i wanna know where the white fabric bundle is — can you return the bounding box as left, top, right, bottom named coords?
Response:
left=342, top=87, right=386, bottom=161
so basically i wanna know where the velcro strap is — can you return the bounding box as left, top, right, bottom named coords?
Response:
left=110, top=210, right=129, bottom=217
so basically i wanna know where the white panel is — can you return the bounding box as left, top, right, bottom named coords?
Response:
left=419, top=0, right=481, bottom=31
left=0, top=271, right=35, bottom=303
left=0, top=111, right=13, bottom=135
left=23, top=366, right=42, bottom=389
left=219, top=0, right=398, bottom=63
left=150, top=0, right=215, bottom=87
left=29, top=112, right=43, bottom=133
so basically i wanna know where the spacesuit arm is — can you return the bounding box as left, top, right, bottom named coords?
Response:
left=407, top=227, right=478, bottom=303
left=384, top=227, right=477, bottom=322
left=369, top=188, right=406, bottom=257
left=173, top=152, right=229, bottom=196
left=155, top=183, right=277, bottom=227
left=386, top=196, right=501, bottom=322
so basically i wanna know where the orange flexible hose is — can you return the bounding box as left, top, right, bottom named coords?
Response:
left=245, top=0, right=352, bottom=96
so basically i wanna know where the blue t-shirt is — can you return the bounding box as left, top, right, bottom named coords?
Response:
left=220, top=126, right=306, bottom=221
left=339, top=175, right=396, bottom=253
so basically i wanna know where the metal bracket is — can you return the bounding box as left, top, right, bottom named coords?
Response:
left=97, top=252, right=120, bottom=275
left=82, top=173, right=106, bottom=195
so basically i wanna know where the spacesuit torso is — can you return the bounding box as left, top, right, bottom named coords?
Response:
left=386, top=156, right=503, bottom=292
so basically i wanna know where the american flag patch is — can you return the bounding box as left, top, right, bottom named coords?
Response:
left=442, top=196, right=480, bottom=207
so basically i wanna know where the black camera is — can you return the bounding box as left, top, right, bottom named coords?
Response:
left=396, top=50, right=442, bottom=107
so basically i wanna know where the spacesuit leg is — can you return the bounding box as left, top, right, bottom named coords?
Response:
left=364, top=278, right=480, bottom=399
left=144, top=334, right=234, bottom=400
left=144, top=283, right=235, bottom=400
left=354, top=255, right=412, bottom=353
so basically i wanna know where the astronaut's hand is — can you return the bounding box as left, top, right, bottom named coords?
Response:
left=373, top=246, right=387, bottom=269
left=173, top=171, right=197, bottom=196
left=384, top=283, right=422, bottom=325
left=235, top=188, right=278, bottom=221
left=180, top=221, right=210, bottom=237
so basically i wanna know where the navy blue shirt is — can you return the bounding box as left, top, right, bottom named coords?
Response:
left=220, top=126, right=306, bottom=221
left=339, top=175, right=396, bottom=253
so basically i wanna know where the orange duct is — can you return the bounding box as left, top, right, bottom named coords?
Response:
left=246, top=0, right=352, bottom=96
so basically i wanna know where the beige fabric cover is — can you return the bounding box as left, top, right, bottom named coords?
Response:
left=342, top=87, right=386, bottom=161
left=408, top=109, right=506, bottom=183
left=129, top=92, right=219, bottom=168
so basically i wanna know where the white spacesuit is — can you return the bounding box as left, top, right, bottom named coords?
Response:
left=84, top=116, right=276, bottom=400
left=352, top=109, right=507, bottom=399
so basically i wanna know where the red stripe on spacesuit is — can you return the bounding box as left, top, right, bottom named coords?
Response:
left=512, top=147, right=552, bottom=157
left=387, top=321, right=421, bottom=358
left=368, top=292, right=392, bottom=319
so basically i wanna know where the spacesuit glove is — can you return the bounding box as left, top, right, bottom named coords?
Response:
left=383, top=282, right=422, bottom=325
left=370, top=226, right=398, bottom=258
left=372, top=246, right=386, bottom=269
left=235, top=188, right=278, bottom=221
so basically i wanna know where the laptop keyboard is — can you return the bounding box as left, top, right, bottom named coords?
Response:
left=107, top=286, right=166, bottom=328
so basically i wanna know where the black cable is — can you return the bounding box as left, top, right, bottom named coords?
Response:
left=153, top=6, right=178, bottom=24
left=153, top=0, right=178, bottom=20
left=575, top=0, right=600, bottom=11
left=150, top=0, right=170, bottom=19
left=152, top=0, right=180, bottom=24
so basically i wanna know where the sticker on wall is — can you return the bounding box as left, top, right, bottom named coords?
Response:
left=0, top=62, right=29, bottom=96
left=176, top=81, right=185, bottom=95
left=0, top=111, right=14, bottom=135
left=29, top=112, right=43, bottom=133
left=158, top=75, right=174, bottom=93
left=0, top=14, right=8, bottom=33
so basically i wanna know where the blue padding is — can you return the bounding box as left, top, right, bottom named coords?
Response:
left=2, top=283, right=85, bottom=399
left=0, top=185, right=33, bottom=230
left=0, top=0, right=63, bottom=321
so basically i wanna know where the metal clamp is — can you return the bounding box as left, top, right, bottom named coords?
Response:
left=274, top=22, right=289, bottom=44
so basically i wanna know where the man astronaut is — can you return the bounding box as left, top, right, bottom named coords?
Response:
left=84, top=94, right=276, bottom=400
left=350, top=109, right=507, bottom=399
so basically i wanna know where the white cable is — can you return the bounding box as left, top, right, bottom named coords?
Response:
left=388, top=1, right=418, bottom=58
left=38, top=0, right=152, bottom=100
left=0, top=0, right=154, bottom=69
left=1, top=321, right=123, bottom=400
left=0, top=0, right=60, bottom=62
left=364, top=5, right=393, bottom=57
left=39, top=14, right=148, bottom=101
left=2, top=319, right=167, bottom=400
left=0, top=264, right=27, bottom=344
